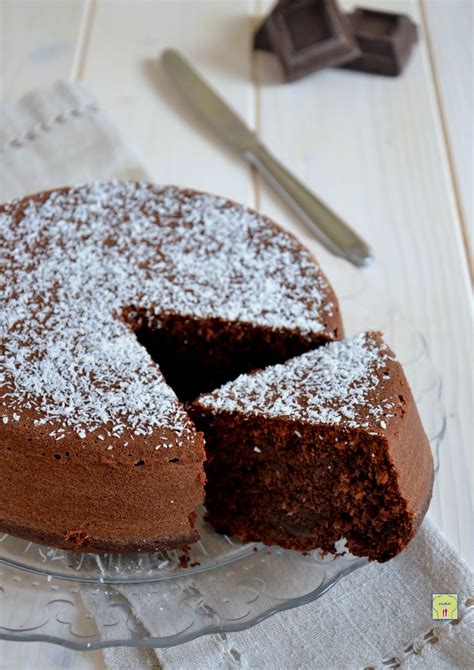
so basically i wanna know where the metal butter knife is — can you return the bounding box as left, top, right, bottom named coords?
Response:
left=161, top=49, right=373, bottom=267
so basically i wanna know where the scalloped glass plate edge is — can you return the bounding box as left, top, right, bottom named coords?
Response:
left=0, top=556, right=367, bottom=651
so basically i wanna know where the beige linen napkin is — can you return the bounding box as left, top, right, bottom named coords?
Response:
left=0, top=80, right=146, bottom=201
left=1, top=82, right=473, bottom=670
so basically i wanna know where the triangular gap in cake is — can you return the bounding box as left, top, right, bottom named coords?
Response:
left=123, top=307, right=342, bottom=402
left=190, top=332, right=434, bottom=562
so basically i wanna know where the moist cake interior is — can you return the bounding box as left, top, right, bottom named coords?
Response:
left=192, top=414, right=412, bottom=562
left=133, top=314, right=338, bottom=402
left=190, top=332, right=434, bottom=562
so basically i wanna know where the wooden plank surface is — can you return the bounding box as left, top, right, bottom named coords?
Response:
left=0, top=0, right=85, bottom=103
left=79, top=0, right=257, bottom=205
left=0, top=0, right=472, bottom=667
left=421, top=0, right=473, bottom=272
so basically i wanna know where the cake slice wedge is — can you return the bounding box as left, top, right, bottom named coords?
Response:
left=191, top=332, right=434, bottom=562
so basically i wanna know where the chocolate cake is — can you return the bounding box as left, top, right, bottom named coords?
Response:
left=0, top=181, right=341, bottom=553
left=191, top=332, right=434, bottom=562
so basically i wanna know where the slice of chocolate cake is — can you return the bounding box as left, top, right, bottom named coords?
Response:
left=191, top=332, right=434, bottom=562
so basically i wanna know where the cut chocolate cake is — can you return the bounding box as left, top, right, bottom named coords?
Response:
left=0, top=181, right=341, bottom=553
left=191, top=332, right=434, bottom=562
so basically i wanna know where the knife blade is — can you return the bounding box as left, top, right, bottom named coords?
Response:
left=161, top=48, right=373, bottom=267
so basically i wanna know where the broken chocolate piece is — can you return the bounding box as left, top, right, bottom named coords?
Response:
left=254, top=0, right=360, bottom=82
left=254, top=18, right=273, bottom=52
left=341, top=8, right=418, bottom=76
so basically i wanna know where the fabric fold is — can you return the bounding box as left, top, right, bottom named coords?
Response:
left=0, top=80, right=147, bottom=202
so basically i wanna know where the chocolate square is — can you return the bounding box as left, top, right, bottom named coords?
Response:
left=342, top=8, right=418, bottom=76
left=254, top=18, right=273, bottom=52
left=256, top=0, right=360, bottom=82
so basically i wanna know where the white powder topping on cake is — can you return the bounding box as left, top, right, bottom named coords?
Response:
left=0, top=181, right=332, bottom=438
left=196, top=333, right=396, bottom=430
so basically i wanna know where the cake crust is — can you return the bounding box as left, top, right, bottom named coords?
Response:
left=0, top=408, right=206, bottom=553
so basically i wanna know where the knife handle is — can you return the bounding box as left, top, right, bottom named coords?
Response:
left=245, top=145, right=373, bottom=267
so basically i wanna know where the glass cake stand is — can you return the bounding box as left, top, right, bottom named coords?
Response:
left=0, top=258, right=446, bottom=650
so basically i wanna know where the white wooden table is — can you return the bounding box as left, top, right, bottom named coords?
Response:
left=1, top=1, right=472, bottom=668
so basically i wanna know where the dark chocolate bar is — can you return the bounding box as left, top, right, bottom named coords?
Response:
left=254, top=18, right=273, bottom=52
left=341, top=8, right=418, bottom=76
left=254, top=0, right=360, bottom=82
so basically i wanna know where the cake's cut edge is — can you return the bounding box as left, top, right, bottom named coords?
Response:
left=191, top=332, right=434, bottom=562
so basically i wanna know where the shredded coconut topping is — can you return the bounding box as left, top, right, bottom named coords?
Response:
left=196, top=333, right=396, bottom=430
left=0, top=181, right=331, bottom=438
